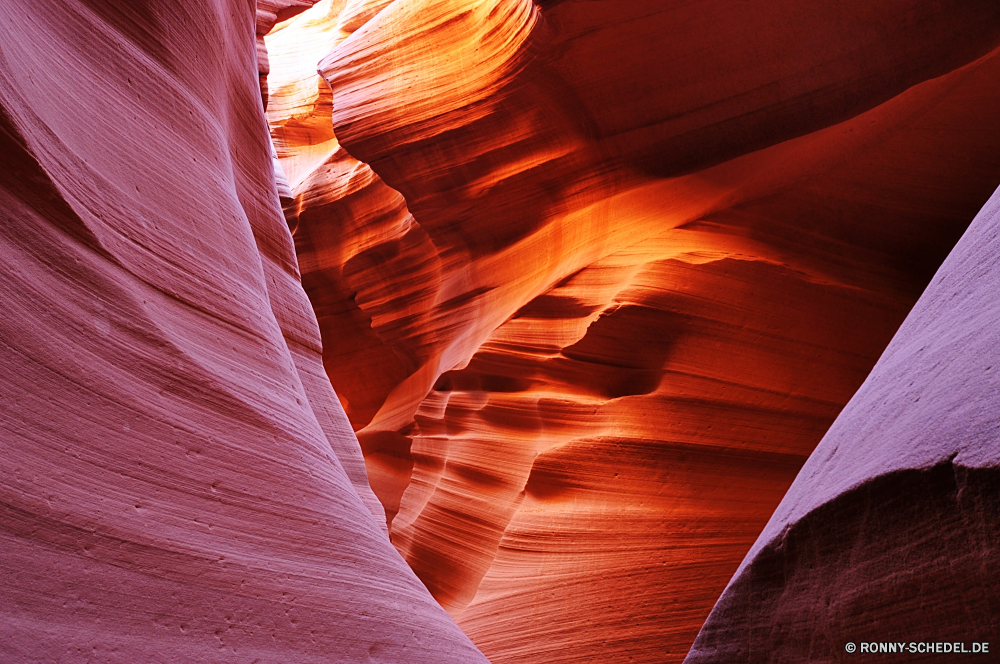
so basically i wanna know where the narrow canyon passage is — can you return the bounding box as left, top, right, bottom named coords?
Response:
left=1, top=1, right=999, bottom=663
left=264, top=1, right=1000, bottom=662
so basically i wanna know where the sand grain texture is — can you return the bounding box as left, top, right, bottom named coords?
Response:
left=0, top=1, right=489, bottom=662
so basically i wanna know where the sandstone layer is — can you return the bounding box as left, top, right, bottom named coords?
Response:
left=0, top=1, right=488, bottom=662
left=685, top=184, right=1000, bottom=663
left=267, top=1, right=1000, bottom=662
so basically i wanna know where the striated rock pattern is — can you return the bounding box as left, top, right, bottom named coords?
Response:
left=0, top=1, right=489, bottom=662
left=685, top=185, right=1000, bottom=663
left=267, top=1, right=1000, bottom=661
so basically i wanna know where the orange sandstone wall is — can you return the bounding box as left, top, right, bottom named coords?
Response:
left=266, top=1, right=1000, bottom=661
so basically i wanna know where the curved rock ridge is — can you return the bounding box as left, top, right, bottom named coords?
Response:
left=685, top=184, right=1000, bottom=663
left=0, top=1, right=490, bottom=662
left=266, top=1, right=1000, bottom=661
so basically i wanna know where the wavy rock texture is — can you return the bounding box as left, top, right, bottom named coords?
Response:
left=267, top=1, right=1000, bottom=662
left=685, top=185, right=1000, bottom=664
left=0, top=1, right=489, bottom=662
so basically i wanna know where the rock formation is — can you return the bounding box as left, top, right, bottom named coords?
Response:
left=266, top=1, right=1000, bottom=662
left=686, top=184, right=1000, bottom=663
left=0, top=1, right=487, bottom=661
left=3, top=0, right=999, bottom=661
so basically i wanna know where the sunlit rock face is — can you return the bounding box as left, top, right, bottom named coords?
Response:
left=686, top=186, right=1000, bottom=663
left=0, top=1, right=489, bottom=662
left=267, top=0, right=1000, bottom=661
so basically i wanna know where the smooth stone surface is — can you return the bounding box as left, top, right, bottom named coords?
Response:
left=686, top=184, right=1000, bottom=663
left=0, top=1, right=489, bottom=662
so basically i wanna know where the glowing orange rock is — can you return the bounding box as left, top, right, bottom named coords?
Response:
left=268, top=0, right=1000, bottom=661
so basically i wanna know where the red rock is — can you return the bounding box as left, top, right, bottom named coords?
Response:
left=268, top=0, right=1000, bottom=661
left=685, top=185, right=1000, bottom=663
left=0, top=1, right=488, bottom=662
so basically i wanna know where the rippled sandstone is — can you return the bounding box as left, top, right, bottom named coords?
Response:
left=268, top=1, right=1000, bottom=662
left=686, top=185, right=1000, bottom=664
left=0, top=1, right=489, bottom=662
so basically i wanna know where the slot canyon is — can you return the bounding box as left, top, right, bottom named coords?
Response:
left=2, top=0, right=999, bottom=662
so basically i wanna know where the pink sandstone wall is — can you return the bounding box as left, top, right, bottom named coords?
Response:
left=0, top=1, right=489, bottom=661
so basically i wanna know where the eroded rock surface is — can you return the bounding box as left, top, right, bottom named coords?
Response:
left=267, top=1, right=1000, bottom=661
left=0, top=1, right=488, bottom=662
left=686, top=185, right=1000, bottom=663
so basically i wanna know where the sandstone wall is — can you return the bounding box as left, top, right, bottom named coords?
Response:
left=266, top=1, right=1000, bottom=661
left=686, top=183, right=1000, bottom=663
left=0, top=1, right=488, bottom=661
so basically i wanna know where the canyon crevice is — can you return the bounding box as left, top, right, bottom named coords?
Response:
left=265, top=1, right=1000, bottom=662
left=2, top=0, right=999, bottom=662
